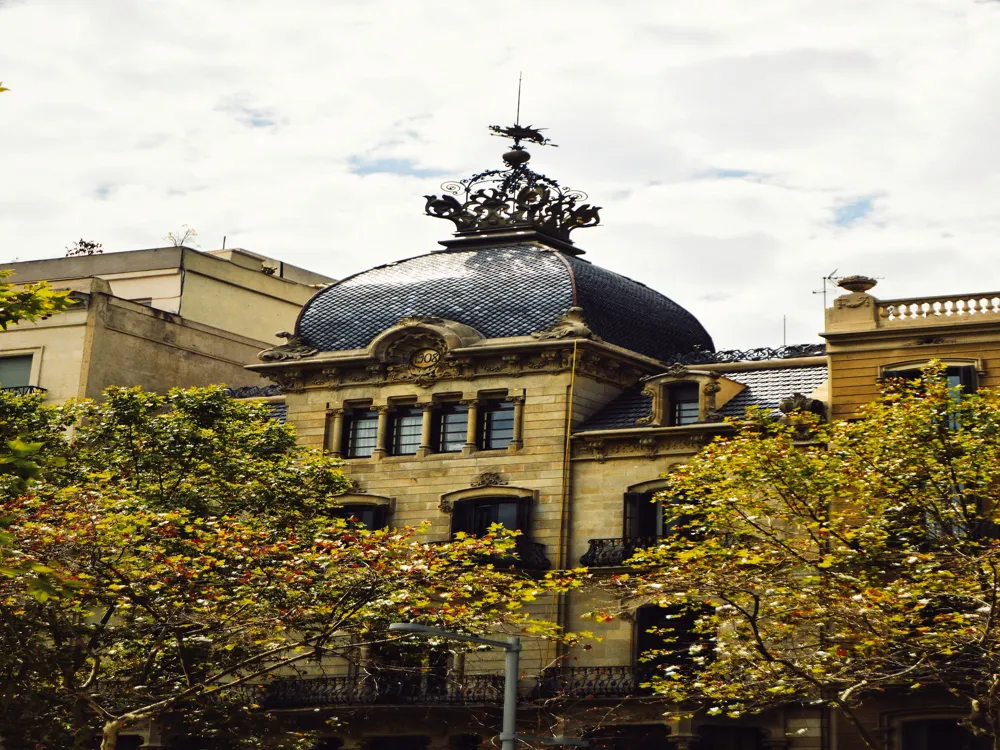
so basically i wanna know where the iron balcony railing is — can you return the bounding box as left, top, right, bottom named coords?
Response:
left=436, top=537, right=552, bottom=571
left=580, top=537, right=660, bottom=567
left=243, top=673, right=506, bottom=709
left=0, top=385, right=47, bottom=396
left=534, top=666, right=656, bottom=699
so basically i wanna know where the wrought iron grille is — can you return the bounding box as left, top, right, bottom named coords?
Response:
left=534, top=666, right=656, bottom=699
left=580, top=537, right=660, bottom=567
left=666, top=343, right=826, bottom=365
left=0, top=385, right=47, bottom=396
left=249, top=673, right=506, bottom=709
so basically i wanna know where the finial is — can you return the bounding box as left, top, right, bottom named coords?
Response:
left=423, top=116, right=599, bottom=251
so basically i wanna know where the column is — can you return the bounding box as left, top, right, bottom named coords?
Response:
left=371, top=405, right=392, bottom=460
left=328, top=408, right=345, bottom=458
left=416, top=401, right=435, bottom=457
left=506, top=394, right=525, bottom=451
left=461, top=398, right=479, bottom=455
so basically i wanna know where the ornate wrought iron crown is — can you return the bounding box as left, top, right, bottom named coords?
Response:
left=423, top=124, right=601, bottom=244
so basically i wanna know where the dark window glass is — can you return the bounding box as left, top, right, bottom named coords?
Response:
left=635, top=604, right=711, bottom=689
left=332, top=504, right=387, bottom=530
left=345, top=411, right=378, bottom=458
left=452, top=498, right=528, bottom=536
left=886, top=365, right=977, bottom=395
left=901, top=719, right=990, bottom=750
left=390, top=406, right=423, bottom=456
left=697, top=726, right=763, bottom=750
left=435, top=403, right=468, bottom=453
left=479, top=400, right=514, bottom=450
left=668, top=383, right=699, bottom=426
left=0, top=355, right=32, bottom=389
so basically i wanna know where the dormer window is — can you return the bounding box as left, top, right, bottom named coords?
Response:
left=667, top=382, right=700, bottom=426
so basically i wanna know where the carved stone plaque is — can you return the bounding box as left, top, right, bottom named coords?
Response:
left=410, top=348, right=441, bottom=369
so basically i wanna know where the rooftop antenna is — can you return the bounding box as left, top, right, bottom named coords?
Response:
left=515, top=71, right=522, bottom=126
left=812, top=268, right=840, bottom=309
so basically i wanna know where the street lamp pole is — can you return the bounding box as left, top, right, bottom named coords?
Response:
left=388, top=623, right=587, bottom=749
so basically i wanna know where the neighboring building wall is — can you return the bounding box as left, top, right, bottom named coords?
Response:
left=0, top=276, right=271, bottom=402
left=2, top=246, right=333, bottom=346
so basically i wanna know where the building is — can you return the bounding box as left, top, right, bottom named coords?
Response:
left=80, top=127, right=996, bottom=749
left=0, top=246, right=333, bottom=402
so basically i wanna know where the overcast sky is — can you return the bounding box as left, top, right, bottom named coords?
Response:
left=2, top=0, right=999, bottom=349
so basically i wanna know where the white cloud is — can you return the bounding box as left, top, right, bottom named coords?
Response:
left=1, top=0, right=999, bottom=348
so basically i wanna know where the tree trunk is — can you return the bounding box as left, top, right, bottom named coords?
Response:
left=101, top=719, right=122, bottom=750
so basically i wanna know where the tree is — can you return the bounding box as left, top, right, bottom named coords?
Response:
left=0, top=269, right=73, bottom=330
left=66, top=238, right=104, bottom=257
left=604, top=364, right=1000, bottom=750
left=164, top=225, right=198, bottom=248
left=0, top=387, right=576, bottom=750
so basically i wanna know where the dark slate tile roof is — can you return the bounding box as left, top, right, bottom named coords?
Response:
left=579, top=385, right=651, bottom=431
left=719, top=366, right=829, bottom=418
left=267, top=402, right=288, bottom=423
left=577, top=365, right=829, bottom=431
left=297, top=244, right=713, bottom=361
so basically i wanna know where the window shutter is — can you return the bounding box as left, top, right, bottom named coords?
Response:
left=514, top=497, right=532, bottom=536
left=372, top=504, right=388, bottom=530
left=451, top=501, right=472, bottom=537
left=623, top=492, right=641, bottom=538
left=957, top=365, right=978, bottom=392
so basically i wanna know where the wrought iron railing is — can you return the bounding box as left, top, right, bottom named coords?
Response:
left=0, top=385, right=47, bottom=396
left=534, top=666, right=655, bottom=699
left=580, top=537, right=659, bottom=567
left=487, top=538, right=551, bottom=571
left=665, top=343, right=825, bottom=365
left=243, top=673, right=506, bottom=708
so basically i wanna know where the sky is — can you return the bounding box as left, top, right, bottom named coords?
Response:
left=2, top=0, right=1000, bottom=350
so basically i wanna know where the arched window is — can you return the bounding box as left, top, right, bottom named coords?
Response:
left=441, top=487, right=549, bottom=570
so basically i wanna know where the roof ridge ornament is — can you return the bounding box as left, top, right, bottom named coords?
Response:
left=423, top=123, right=601, bottom=252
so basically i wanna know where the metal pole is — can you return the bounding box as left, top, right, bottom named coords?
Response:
left=501, top=636, right=521, bottom=750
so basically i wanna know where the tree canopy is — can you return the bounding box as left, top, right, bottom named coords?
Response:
left=607, top=364, right=1000, bottom=749
left=0, top=387, right=576, bottom=750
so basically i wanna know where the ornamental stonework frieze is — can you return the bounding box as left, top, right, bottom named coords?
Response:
left=571, top=433, right=707, bottom=460
left=259, top=344, right=646, bottom=392
left=471, top=471, right=508, bottom=488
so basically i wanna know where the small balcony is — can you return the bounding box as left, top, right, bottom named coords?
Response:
left=534, top=666, right=655, bottom=699
left=580, top=537, right=659, bottom=567
left=243, top=673, right=506, bottom=709
left=0, top=385, right=47, bottom=396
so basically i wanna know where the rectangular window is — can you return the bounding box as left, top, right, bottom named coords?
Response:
left=668, top=383, right=700, bottom=426
left=434, top=403, right=468, bottom=453
left=389, top=406, right=423, bottom=456
left=479, top=400, right=514, bottom=450
left=332, top=504, right=387, bottom=530
left=0, top=355, right=33, bottom=389
left=452, top=498, right=526, bottom=537
left=345, top=411, right=378, bottom=458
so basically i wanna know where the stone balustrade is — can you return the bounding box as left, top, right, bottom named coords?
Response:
left=878, top=293, right=1000, bottom=326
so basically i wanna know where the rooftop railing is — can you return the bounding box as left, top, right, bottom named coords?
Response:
left=878, top=294, right=1000, bottom=326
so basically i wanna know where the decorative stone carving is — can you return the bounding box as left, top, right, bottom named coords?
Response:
left=471, top=471, right=508, bottom=488
left=258, top=331, right=318, bottom=362
left=662, top=363, right=689, bottom=377
left=638, top=436, right=658, bottom=459
left=583, top=438, right=607, bottom=463
left=636, top=383, right=658, bottom=425
left=531, top=306, right=603, bottom=342
left=835, top=293, right=873, bottom=309
left=268, top=371, right=306, bottom=393
left=778, top=392, right=825, bottom=417
left=837, top=275, right=878, bottom=293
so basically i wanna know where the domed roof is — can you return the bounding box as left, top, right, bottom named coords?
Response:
left=297, top=243, right=713, bottom=361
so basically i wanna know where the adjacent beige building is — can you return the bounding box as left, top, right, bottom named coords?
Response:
left=0, top=246, right=333, bottom=402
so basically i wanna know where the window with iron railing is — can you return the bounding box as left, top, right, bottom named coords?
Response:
left=344, top=410, right=378, bottom=458
left=389, top=406, right=423, bottom=456
left=331, top=504, right=388, bottom=530
left=433, top=402, right=468, bottom=453
left=0, top=355, right=32, bottom=390
left=478, top=399, right=514, bottom=450
left=667, top=382, right=699, bottom=426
